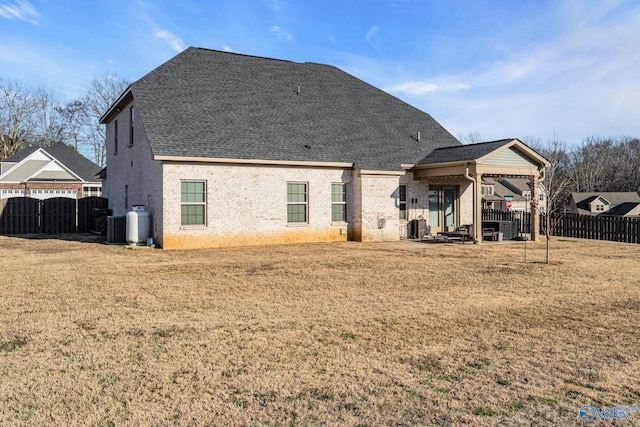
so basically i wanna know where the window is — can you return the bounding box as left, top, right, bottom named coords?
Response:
left=595, top=204, right=604, bottom=212
left=181, top=181, right=206, bottom=225
left=287, top=182, right=308, bottom=223
left=523, top=191, right=531, bottom=201
left=481, top=185, right=494, bottom=196
left=129, top=107, right=134, bottom=146
left=399, top=184, right=407, bottom=220
left=114, top=120, right=118, bottom=154
left=331, top=183, right=347, bottom=222
left=83, top=186, right=102, bottom=197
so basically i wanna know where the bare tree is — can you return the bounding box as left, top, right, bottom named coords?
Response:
left=57, top=100, right=88, bottom=151
left=457, top=131, right=483, bottom=144
left=0, top=80, right=37, bottom=160
left=32, top=87, right=66, bottom=148
left=529, top=136, right=572, bottom=263
left=83, top=74, right=130, bottom=166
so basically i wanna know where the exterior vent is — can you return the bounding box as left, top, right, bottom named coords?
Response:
left=106, top=216, right=127, bottom=244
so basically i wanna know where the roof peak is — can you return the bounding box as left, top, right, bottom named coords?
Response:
left=187, top=46, right=299, bottom=65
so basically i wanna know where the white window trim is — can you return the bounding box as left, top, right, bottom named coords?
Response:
left=287, top=182, right=309, bottom=225
left=399, top=184, right=407, bottom=221
left=331, top=182, right=348, bottom=224
left=180, top=180, right=207, bottom=228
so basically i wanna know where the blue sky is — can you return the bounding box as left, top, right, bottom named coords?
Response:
left=1, top=0, right=639, bottom=146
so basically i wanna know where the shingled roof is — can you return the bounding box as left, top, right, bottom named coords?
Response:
left=417, top=139, right=514, bottom=165
left=106, top=47, right=460, bottom=171
left=2, top=143, right=102, bottom=182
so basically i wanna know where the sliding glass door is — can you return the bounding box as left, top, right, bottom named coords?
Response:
left=428, top=186, right=457, bottom=232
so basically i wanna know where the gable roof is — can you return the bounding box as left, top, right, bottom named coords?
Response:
left=498, top=177, right=532, bottom=195
left=571, top=192, right=640, bottom=206
left=571, top=192, right=640, bottom=215
left=417, top=139, right=515, bottom=165
left=102, top=47, right=461, bottom=171
left=607, top=202, right=640, bottom=216
left=0, top=143, right=101, bottom=183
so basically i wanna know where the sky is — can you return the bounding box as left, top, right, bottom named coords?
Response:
left=1, top=0, right=639, bottom=146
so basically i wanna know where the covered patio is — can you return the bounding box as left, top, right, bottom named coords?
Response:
left=410, top=139, right=550, bottom=243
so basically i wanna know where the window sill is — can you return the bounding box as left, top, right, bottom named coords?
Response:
left=180, top=225, right=207, bottom=230
left=287, top=223, right=309, bottom=227
left=331, top=221, right=348, bottom=226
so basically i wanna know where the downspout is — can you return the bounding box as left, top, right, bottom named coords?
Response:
left=464, top=162, right=478, bottom=244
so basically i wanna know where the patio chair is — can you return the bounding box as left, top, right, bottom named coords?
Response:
left=483, top=228, right=497, bottom=241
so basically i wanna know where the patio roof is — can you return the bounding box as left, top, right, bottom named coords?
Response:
left=412, top=138, right=549, bottom=179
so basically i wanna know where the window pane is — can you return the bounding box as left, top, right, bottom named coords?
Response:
left=287, top=204, right=307, bottom=223
left=332, top=183, right=346, bottom=203
left=399, top=185, right=406, bottom=202
left=182, top=181, right=205, bottom=202
left=287, top=183, right=307, bottom=203
left=181, top=205, right=205, bottom=225
left=332, top=204, right=346, bottom=222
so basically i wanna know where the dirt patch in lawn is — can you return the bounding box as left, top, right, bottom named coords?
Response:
left=0, top=236, right=638, bottom=425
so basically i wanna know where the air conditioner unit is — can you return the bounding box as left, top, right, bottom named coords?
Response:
left=106, top=216, right=127, bottom=244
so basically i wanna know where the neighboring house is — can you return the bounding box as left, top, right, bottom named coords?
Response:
left=568, top=192, right=640, bottom=217
left=0, top=143, right=102, bottom=200
left=100, top=47, right=549, bottom=249
left=481, top=177, right=547, bottom=213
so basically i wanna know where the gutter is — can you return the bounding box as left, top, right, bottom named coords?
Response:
left=464, top=162, right=478, bottom=244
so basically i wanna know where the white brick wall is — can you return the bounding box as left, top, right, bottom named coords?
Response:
left=161, top=163, right=353, bottom=249
left=356, top=173, right=403, bottom=242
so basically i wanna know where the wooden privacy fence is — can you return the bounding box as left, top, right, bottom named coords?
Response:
left=0, top=197, right=108, bottom=234
left=483, top=209, right=640, bottom=244
left=542, top=211, right=640, bottom=244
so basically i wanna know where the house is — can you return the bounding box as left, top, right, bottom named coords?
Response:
left=568, top=192, right=640, bottom=217
left=481, top=177, right=546, bottom=213
left=0, top=143, right=102, bottom=200
left=99, top=47, right=548, bottom=249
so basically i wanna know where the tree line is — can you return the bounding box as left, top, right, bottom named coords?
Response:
left=526, top=136, right=640, bottom=210
left=0, top=76, right=130, bottom=167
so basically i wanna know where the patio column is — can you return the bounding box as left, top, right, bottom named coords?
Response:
left=530, top=174, right=540, bottom=241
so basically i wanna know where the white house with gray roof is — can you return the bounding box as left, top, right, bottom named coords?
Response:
left=0, top=143, right=102, bottom=200
left=568, top=192, right=640, bottom=216
left=100, top=47, right=548, bottom=249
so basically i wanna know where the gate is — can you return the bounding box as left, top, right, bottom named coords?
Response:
left=0, top=196, right=109, bottom=234
left=0, top=197, right=40, bottom=233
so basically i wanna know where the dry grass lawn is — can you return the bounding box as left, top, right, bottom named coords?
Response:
left=0, top=235, right=639, bottom=426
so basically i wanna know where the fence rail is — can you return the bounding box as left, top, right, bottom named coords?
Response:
left=0, top=197, right=108, bottom=234
left=482, top=209, right=531, bottom=234
left=482, top=209, right=640, bottom=244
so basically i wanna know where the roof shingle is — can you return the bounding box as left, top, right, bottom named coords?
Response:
left=126, top=47, right=461, bottom=171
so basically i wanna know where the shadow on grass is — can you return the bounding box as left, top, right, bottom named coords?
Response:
left=0, top=232, right=106, bottom=244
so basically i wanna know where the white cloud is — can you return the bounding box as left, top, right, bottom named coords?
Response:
left=396, top=1, right=640, bottom=144
left=0, top=0, right=38, bottom=24
left=365, top=25, right=381, bottom=49
left=223, top=45, right=233, bottom=52
left=154, top=29, right=185, bottom=52
left=270, top=26, right=293, bottom=41
left=388, top=81, right=470, bottom=95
